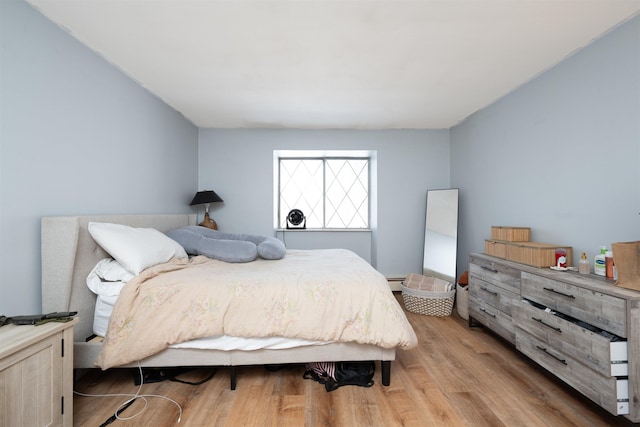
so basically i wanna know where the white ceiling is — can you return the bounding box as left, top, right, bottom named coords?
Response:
left=26, top=0, right=640, bottom=129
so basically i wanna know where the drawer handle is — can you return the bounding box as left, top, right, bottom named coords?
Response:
left=532, top=317, right=562, bottom=333
left=542, top=287, right=575, bottom=299
left=481, top=266, right=498, bottom=273
left=480, top=286, right=498, bottom=296
left=536, top=345, right=567, bottom=365
left=479, top=307, right=496, bottom=318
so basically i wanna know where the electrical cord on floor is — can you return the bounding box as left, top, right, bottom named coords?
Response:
left=133, top=366, right=216, bottom=386
left=96, top=398, right=135, bottom=427
left=73, top=362, right=183, bottom=424
left=169, top=369, right=216, bottom=385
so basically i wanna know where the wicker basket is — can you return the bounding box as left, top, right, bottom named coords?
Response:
left=401, top=274, right=455, bottom=316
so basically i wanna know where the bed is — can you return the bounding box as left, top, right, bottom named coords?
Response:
left=41, top=214, right=417, bottom=389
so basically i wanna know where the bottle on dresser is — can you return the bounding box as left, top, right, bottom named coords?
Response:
left=594, top=246, right=607, bottom=277
left=579, top=252, right=590, bottom=274
left=605, top=250, right=615, bottom=280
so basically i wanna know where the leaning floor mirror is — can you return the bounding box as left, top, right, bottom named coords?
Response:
left=422, top=188, right=459, bottom=284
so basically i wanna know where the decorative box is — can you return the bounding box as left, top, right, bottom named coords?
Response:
left=491, top=226, right=531, bottom=242
left=506, top=242, right=573, bottom=268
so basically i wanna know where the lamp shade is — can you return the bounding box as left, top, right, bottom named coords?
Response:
left=190, top=190, right=223, bottom=206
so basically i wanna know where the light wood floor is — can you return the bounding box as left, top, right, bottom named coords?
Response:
left=73, top=294, right=635, bottom=426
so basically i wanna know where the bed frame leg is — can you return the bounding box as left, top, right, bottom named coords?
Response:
left=381, top=361, right=391, bottom=386
left=230, top=367, right=237, bottom=390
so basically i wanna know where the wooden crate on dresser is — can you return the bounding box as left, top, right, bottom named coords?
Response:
left=0, top=318, right=78, bottom=427
left=490, top=226, right=531, bottom=242
left=484, top=240, right=573, bottom=267
left=468, top=253, right=640, bottom=423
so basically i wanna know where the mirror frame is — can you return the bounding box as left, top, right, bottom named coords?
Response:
left=422, top=188, right=459, bottom=283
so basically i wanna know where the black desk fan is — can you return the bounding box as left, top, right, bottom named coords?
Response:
left=286, top=209, right=306, bottom=229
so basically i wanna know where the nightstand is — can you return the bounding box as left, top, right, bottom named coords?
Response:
left=0, top=317, right=78, bottom=427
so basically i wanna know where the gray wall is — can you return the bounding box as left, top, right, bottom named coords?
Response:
left=198, top=129, right=450, bottom=277
left=4, top=0, right=637, bottom=317
left=451, top=15, right=640, bottom=273
left=0, top=0, right=199, bottom=315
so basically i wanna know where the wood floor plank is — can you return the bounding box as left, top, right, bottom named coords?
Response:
left=73, top=294, right=637, bottom=426
left=304, top=380, right=336, bottom=426
left=447, top=391, right=509, bottom=427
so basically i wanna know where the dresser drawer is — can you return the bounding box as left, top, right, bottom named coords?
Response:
left=521, top=272, right=627, bottom=338
left=469, top=256, right=521, bottom=294
left=516, top=332, right=629, bottom=416
left=468, top=295, right=516, bottom=343
left=514, top=301, right=628, bottom=377
left=469, top=279, right=520, bottom=317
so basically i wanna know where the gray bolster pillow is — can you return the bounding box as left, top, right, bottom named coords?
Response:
left=166, top=226, right=286, bottom=262
left=256, top=236, right=288, bottom=260
left=165, top=227, right=257, bottom=263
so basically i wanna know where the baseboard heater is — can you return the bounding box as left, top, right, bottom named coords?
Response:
left=386, top=276, right=405, bottom=292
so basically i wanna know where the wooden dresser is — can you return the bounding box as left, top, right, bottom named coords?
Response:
left=469, top=253, right=640, bottom=423
left=0, top=318, right=78, bottom=427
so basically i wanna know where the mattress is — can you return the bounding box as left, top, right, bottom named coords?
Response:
left=93, top=294, right=117, bottom=337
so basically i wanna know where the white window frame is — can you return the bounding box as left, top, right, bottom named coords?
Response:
left=274, top=150, right=373, bottom=230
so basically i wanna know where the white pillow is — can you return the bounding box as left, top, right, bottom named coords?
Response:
left=95, top=258, right=135, bottom=282
left=88, top=222, right=187, bottom=275
left=86, top=258, right=134, bottom=296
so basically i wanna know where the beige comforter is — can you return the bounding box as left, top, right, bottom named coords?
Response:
left=95, top=249, right=418, bottom=369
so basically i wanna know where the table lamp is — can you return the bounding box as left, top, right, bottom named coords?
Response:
left=190, top=190, right=223, bottom=230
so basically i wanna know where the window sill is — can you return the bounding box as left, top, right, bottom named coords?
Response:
left=275, top=228, right=372, bottom=232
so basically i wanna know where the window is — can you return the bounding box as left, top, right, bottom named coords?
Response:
left=277, top=153, right=370, bottom=229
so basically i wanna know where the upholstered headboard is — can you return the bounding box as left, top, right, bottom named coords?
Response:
left=41, top=214, right=197, bottom=341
